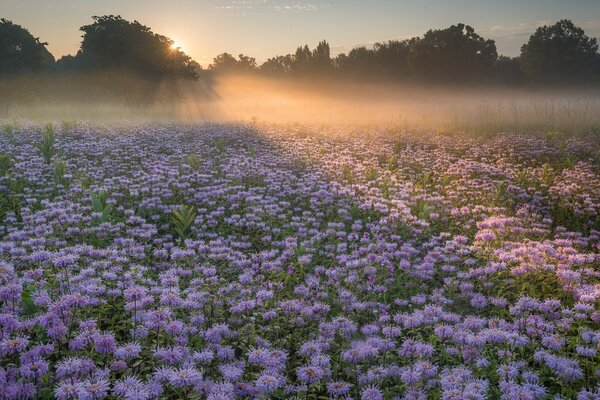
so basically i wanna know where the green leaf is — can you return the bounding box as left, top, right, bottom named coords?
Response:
left=21, top=285, right=39, bottom=316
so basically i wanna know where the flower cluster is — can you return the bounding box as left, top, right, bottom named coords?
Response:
left=0, top=123, right=597, bottom=399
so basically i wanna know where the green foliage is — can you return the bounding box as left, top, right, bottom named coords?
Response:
left=91, top=190, right=113, bottom=224
left=61, top=120, right=77, bottom=132
left=0, top=153, right=14, bottom=176
left=520, top=19, right=599, bottom=83
left=415, top=200, right=431, bottom=221
left=2, top=123, right=16, bottom=139
left=0, top=18, right=55, bottom=73
left=241, top=174, right=266, bottom=188
left=494, top=181, right=513, bottom=208
left=393, top=139, right=403, bottom=155
left=21, top=284, right=39, bottom=316
left=551, top=203, right=599, bottom=232
left=187, top=154, right=201, bottom=170
left=415, top=171, right=435, bottom=190
left=489, top=269, right=569, bottom=303
left=409, top=23, right=497, bottom=82
left=365, top=165, right=378, bottom=181
left=172, top=205, right=197, bottom=239
left=53, top=159, right=67, bottom=186
left=0, top=190, right=21, bottom=224
left=387, top=155, right=398, bottom=171
left=36, top=123, right=57, bottom=164
left=214, top=137, right=226, bottom=153
left=341, top=165, right=354, bottom=183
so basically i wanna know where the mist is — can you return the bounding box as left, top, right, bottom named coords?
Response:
left=3, top=74, right=600, bottom=136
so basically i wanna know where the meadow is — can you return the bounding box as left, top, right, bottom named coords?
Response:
left=0, top=119, right=598, bottom=400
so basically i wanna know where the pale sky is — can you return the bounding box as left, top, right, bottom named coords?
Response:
left=3, top=0, right=600, bottom=66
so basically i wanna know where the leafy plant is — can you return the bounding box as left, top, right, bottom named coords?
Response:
left=0, top=153, right=14, bottom=176
left=342, top=165, right=354, bottom=183
left=53, top=159, right=67, bottom=186
left=21, top=285, right=40, bottom=316
left=172, top=205, right=197, bottom=239
left=387, top=155, right=398, bottom=172
left=91, top=190, right=113, bottom=224
left=61, top=120, right=77, bottom=132
left=365, top=165, right=378, bottom=181
left=36, top=123, right=57, bottom=164
left=214, top=137, right=226, bottom=153
left=2, top=123, right=16, bottom=140
left=393, top=139, right=403, bottom=154
left=187, top=154, right=201, bottom=170
left=241, top=174, right=266, bottom=188
left=0, top=190, right=21, bottom=224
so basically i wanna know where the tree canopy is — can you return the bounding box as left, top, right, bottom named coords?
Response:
left=520, top=19, right=599, bottom=83
left=209, top=53, right=257, bottom=74
left=0, top=18, right=55, bottom=74
left=408, top=23, right=497, bottom=82
left=70, top=15, right=199, bottom=80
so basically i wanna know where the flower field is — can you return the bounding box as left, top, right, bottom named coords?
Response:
left=0, top=122, right=599, bottom=399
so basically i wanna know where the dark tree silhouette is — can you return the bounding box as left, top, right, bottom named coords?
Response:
left=209, top=53, right=257, bottom=74
left=310, top=40, right=333, bottom=74
left=493, top=56, right=526, bottom=85
left=409, top=23, right=497, bottom=82
left=76, top=15, right=198, bottom=79
left=335, top=40, right=413, bottom=81
left=260, top=55, right=294, bottom=75
left=0, top=19, right=55, bottom=114
left=209, top=53, right=239, bottom=73
left=0, top=18, right=54, bottom=73
left=298, top=41, right=332, bottom=75
left=520, top=19, right=599, bottom=83
left=372, top=40, right=412, bottom=79
left=255, top=41, right=333, bottom=77
left=335, top=46, right=377, bottom=79
left=65, top=15, right=200, bottom=108
left=292, top=45, right=313, bottom=74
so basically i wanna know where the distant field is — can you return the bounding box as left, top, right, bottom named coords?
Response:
left=0, top=121, right=598, bottom=399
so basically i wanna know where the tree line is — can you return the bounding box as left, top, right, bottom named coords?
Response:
left=211, top=20, right=599, bottom=85
left=0, top=15, right=599, bottom=112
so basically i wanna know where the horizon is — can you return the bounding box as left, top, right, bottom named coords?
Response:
left=3, top=0, right=600, bottom=67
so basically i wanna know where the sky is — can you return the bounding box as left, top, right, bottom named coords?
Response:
left=3, top=0, right=600, bottom=67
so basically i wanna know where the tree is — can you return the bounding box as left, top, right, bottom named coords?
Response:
left=493, top=56, right=526, bottom=85
left=76, top=15, right=198, bottom=79
left=372, top=40, right=412, bottom=79
left=335, top=47, right=376, bottom=79
left=67, top=15, right=200, bottom=108
left=0, top=19, right=55, bottom=115
left=409, top=23, right=497, bottom=82
left=292, top=45, right=313, bottom=74
left=287, top=41, right=333, bottom=76
left=311, top=40, right=333, bottom=74
left=335, top=40, right=413, bottom=81
left=520, top=19, right=599, bottom=83
left=237, top=54, right=258, bottom=72
left=0, top=18, right=54, bottom=73
left=209, top=53, right=257, bottom=74
left=260, top=55, right=294, bottom=75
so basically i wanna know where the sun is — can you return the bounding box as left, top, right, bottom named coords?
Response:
left=170, top=42, right=180, bottom=50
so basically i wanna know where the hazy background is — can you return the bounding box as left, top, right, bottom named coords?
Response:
left=4, top=76, right=599, bottom=137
